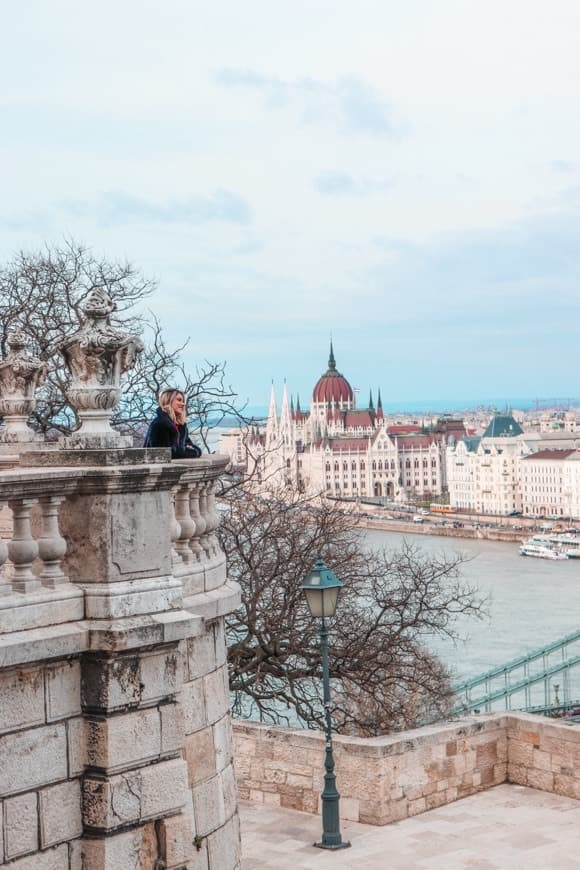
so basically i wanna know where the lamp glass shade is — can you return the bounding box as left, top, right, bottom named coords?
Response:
left=301, top=558, right=343, bottom=618
left=303, top=585, right=340, bottom=619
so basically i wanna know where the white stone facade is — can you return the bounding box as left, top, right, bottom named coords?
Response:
left=447, top=421, right=580, bottom=518
left=221, top=348, right=464, bottom=502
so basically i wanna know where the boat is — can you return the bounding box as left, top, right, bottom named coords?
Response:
left=547, top=533, right=580, bottom=559
left=519, top=539, right=568, bottom=560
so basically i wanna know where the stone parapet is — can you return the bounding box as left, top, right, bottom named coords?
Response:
left=0, top=450, right=241, bottom=869
left=233, top=713, right=580, bottom=826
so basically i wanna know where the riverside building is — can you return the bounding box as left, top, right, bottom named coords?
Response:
left=221, top=344, right=465, bottom=502
left=447, top=416, right=580, bottom=518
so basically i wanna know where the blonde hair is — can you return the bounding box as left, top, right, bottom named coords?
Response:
left=158, top=388, right=187, bottom=425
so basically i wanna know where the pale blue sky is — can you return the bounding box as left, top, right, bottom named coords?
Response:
left=2, top=1, right=580, bottom=407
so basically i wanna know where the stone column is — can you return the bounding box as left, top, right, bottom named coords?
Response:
left=0, top=499, right=11, bottom=595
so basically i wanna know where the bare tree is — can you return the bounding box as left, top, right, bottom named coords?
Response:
left=220, top=483, right=485, bottom=736
left=0, top=239, right=244, bottom=442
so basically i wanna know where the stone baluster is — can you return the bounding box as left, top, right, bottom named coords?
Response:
left=170, top=488, right=184, bottom=569
left=198, top=484, right=212, bottom=559
left=7, top=498, right=41, bottom=592
left=37, top=496, right=68, bottom=587
left=0, top=501, right=11, bottom=595
left=174, top=483, right=195, bottom=564
left=189, top=483, right=205, bottom=562
left=205, top=482, right=220, bottom=556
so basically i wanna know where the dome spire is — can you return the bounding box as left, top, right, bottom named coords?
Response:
left=328, top=339, right=336, bottom=372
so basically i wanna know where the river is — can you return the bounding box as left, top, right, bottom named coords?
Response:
left=364, top=528, right=580, bottom=683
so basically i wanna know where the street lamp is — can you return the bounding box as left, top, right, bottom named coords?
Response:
left=301, top=557, right=351, bottom=851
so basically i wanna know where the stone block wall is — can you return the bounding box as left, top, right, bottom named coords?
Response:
left=181, top=617, right=240, bottom=870
left=506, top=711, right=580, bottom=799
left=0, top=453, right=242, bottom=869
left=233, top=715, right=508, bottom=825
left=234, top=713, right=580, bottom=826
left=0, top=660, right=83, bottom=867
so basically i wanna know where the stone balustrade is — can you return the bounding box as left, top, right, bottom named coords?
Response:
left=0, top=448, right=242, bottom=870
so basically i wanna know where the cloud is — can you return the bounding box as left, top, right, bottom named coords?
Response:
left=215, top=68, right=395, bottom=136
left=550, top=160, right=576, bottom=173
left=314, top=171, right=392, bottom=195
left=61, top=190, right=252, bottom=227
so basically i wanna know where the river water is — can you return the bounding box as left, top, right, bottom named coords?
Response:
left=364, top=528, right=580, bottom=683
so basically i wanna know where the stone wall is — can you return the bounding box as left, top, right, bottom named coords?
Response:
left=0, top=452, right=242, bottom=870
left=0, top=660, right=83, bottom=867
left=234, top=712, right=580, bottom=825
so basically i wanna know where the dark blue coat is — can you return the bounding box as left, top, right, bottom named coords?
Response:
left=143, top=407, right=202, bottom=458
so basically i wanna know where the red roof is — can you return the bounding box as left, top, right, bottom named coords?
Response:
left=344, top=411, right=374, bottom=427
left=329, top=438, right=368, bottom=452
left=522, top=449, right=578, bottom=461
left=387, top=424, right=421, bottom=435
left=312, top=371, right=354, bottom=404
left=396, top=436, right=438, bottom=449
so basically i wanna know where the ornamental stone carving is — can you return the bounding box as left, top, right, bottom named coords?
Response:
left=0, top=328, right=48, bottom=442
left=59, top=288, right=144, bottom=443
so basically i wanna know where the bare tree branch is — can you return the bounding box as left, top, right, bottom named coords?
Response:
left=0, top=239, right=247, bottom=439
left=221, top=481, right=486, bottom=735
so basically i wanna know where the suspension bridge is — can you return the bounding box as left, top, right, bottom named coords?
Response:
left=452, top=627, right=580, bottom=718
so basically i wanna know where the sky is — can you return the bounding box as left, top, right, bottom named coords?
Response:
left=2, top=0, right=580, bottom=410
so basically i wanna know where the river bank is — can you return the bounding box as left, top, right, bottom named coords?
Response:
left=355, top=517, right=528, bottom=543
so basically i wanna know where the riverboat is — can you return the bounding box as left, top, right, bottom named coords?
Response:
left=548, top=534, right=580, bottom=559
left=519, top=539, right=568, bottom=560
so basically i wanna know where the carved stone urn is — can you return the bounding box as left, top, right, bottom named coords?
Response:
left=0, top=328, right=48, bottom=442
left=59, top=288, right=143, bottom=444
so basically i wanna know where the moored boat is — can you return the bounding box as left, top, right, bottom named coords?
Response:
left=519, top=540, right=568, bottom=560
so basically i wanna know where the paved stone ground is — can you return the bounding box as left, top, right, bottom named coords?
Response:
left=240, top=785, right=580, bottom=869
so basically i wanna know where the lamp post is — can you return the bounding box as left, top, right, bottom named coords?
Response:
left=301, top=558, right=351, bottom=851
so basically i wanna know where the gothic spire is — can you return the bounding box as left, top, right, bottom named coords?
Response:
left=377, top=388, right=383, bottom=410
left=369, top=389, right=374, bottom=411
left=328, top=339, right=336, bottom=372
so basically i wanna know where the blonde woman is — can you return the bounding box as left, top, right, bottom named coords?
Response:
left=143, top=388, right=202, bottom=458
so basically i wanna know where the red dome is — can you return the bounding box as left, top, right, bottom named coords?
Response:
left=312, top=343, right=354, bottom=405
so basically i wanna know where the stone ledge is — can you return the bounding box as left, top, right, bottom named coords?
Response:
left=183, top=579, right=242, bottom=621
left=234, top=713, right=508, bottom=759
left=0, top=586, right=84, bottom=635
left=0, top=623, right=88, bottom=668
left=85, top=610, right=204, bottom=653
left=78, top=575, right=183, bottom=619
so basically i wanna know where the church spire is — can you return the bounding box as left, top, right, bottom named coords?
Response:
left=328, top=339, right=336, bottom=372
left=377, top=388, right=384, bottom=421
left=279, top=381, right=292, bottom=447
left=369, top=390, right=374, bottom=411
left=265, top=381, right=278, bottom=448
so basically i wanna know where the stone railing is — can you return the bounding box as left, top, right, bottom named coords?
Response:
left=233, top=711, right=580, bottom=825
left=0, top=449, right=241, bottom=870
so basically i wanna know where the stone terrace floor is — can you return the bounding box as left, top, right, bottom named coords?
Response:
left=240, top=785, right=580, bottom=869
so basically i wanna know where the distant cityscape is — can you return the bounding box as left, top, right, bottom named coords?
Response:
left=220, top=344, right=580, bottom=521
